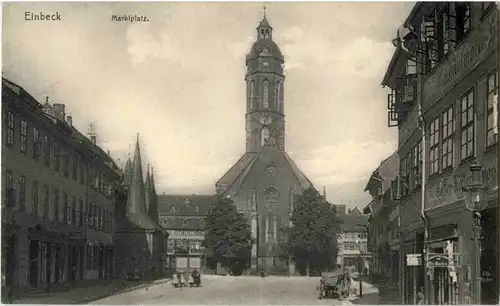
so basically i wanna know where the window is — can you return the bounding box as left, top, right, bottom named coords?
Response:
left=53, top=143, right=60, bottom=172
left=53, top=188, right=60, bottom=221
left=276, top=81, right=282, bottom=111
left=261, top=127, right=270, bottom=147
left=456, top=3, right=471, bottom=41
left=79, top=199, right=85, bottom=226
left=170, top=206, right=177, bottom=213
left=71, top=196, right=76, bottom=226
left=79, top=156, right=85, bottom=184
left=199, top=219, right=205, bottom=227
left=43, top=136, right=51, bottom=166
left=33, top=128, right=41, bottom=160
left=20, top=120, right=28, bottom=154
left=19, top=175, right=27, bottom=211
left=6, top=111, right=15, bottom=147
left=406, top=59, right=417, bottom=75
left=421, top=14, right=438, bottom=71
left=442, top=107, right=454, bottom=169
left=104, top=209, right=109, bottom=232
left=32, top=180, right=39, bottom=216
left=460, top=89, right=475, bottom=160
left=248, top=80, right=255, bottom=110
left=62, top=151, right=70, bottom=177
left=88, top=204, right=94, bottom=227
left=5, top=170, right=15, bottom=207
left=183, top=219, right=189, bottom=226
left=109, top=211, right=113, bottom=233
left=63, top=193, right=69, bottom=224
left=42, top=184, right=49, bottom=218
left=429, top=117, right=440, bottom=175
left=72, top=155, right=78, bottom=181
left=486, top=71, right=498, bottom=147
left=262, top=81, right=269, bottom=109
left=289, top=189, right=295, bottom=213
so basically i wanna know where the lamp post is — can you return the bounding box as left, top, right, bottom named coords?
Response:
left=462, top=160, right=488, bottom=305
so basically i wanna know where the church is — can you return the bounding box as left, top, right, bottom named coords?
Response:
left=215, top=12, right=314, bottom=274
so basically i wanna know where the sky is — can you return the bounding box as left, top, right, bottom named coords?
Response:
left=3, top=2, right=415, bottom=209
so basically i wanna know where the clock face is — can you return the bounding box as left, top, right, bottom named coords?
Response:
left=259, top=116, right=272, bottom=125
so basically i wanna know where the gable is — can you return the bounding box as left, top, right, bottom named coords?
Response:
left=224, top=136, right=313, bottom=198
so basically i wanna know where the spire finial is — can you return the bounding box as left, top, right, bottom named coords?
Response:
left=263, top=4, right=267, bottom=19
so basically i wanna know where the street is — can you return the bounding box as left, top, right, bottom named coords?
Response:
left=93, top=275, right=354, bottom=305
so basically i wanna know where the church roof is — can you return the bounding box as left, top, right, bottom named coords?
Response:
left=216, top=136, right=313, bottom=196
left=157, top=194, right=216, bottom=216
left=215, top=153, right=257, bottom=194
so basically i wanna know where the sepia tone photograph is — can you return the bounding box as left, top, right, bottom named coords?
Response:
left=1, top=1, right=499, bottom=305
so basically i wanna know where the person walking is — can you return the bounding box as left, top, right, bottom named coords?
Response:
left=417, top=287, right=425, bottom=305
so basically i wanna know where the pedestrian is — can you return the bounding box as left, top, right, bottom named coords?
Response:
left=417, top=287, right=425, bottom=305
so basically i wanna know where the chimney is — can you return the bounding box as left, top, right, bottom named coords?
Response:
left=323, top=186, right=326, bottom=198
left=52, top=103, right=66, bottom=121
left=66, top=115, right=73, bottom=126
left=348, top=208, right=352, bottom=214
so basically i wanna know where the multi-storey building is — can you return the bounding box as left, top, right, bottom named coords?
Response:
left=335, top=207, right=370, bottom=274
left=157, top=195, right=215, bottom=271
left=383, top=2, right=498, bottom=304
left=363, top=153, right=399, bottom=289
left=1, top=78, right=122, bottom=296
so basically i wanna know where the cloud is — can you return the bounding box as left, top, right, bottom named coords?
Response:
left=2, top=2, right=414, bottom=209
left=294, top=140, right=397, bottom=186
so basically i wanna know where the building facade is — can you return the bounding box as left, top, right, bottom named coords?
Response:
left=2, top=78, right=122, bottom=297
left=383, top=2, right=499, bottom=304
left=157, top=195, right=215, bottom=272
left=363, top=153, right=400, bottom=290
left=215, top=13, right=314, bottom=274
left=335, top=207, right=370, bottom=274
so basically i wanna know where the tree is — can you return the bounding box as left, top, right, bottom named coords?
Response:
left=280, top=187, right=340, bottom=276
left=203, top=196, right=252, bottom=275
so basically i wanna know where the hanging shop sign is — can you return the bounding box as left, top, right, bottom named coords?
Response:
left=426, top=252, right=461, bottom=268
left=406, top=254, right=422, bottom=266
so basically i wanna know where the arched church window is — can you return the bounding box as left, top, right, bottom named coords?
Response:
left=276, top=81, right=281, bottom=112
left=261, top=127, right=270, bottom=147
left=264, top=188, right=279, bottom=211
left=249, top=80, right=255, bottom=109
left=262, top=81, right=269, bottom=109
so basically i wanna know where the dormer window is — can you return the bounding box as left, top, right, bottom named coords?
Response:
left=183, top=219, right=189, bottom=226
left=195, top=205, right=200, bottom=212
left=184, top=198, right=191, bottom=205
left=170, top=206, right=177, bottom=213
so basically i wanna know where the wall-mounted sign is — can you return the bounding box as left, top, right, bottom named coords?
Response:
left=406, top=254, right=422, bottom=266
left=423, top=13, right=498, bottom=106
left=426, top=161, right=497, bottom=210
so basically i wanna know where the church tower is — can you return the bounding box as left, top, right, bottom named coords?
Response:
left=245, top=10, right=285, bottom=153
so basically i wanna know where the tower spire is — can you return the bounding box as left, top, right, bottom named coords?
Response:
left=263, top=4, right=266, bottom=19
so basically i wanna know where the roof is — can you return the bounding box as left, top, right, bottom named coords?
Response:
left=364, top=152, right=399, bottom=193
left=340, top=214, right=369, bottom=232
left=216, top=136, right=313, bottom=197
left=158, top=194, right=216, bottom=215
left=2, top=78, right=121, bottom=176
left=216, top=153, right=256, bottom=193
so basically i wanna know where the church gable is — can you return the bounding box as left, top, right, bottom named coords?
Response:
left=229, top=137, right=310, bottom=215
